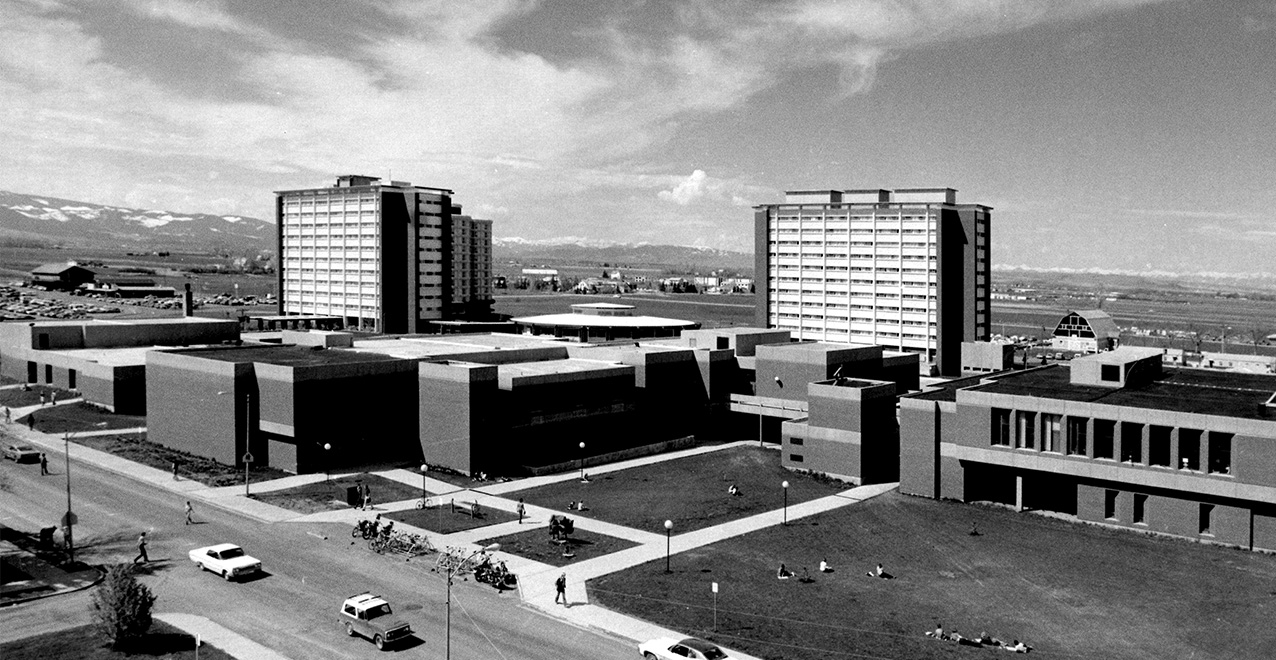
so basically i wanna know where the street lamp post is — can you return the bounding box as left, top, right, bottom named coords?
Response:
left=63, top=432, right=74, bottom=563
left=782, top=480, right=789, bottom=526
left=446, top=543, right=499, bottom=660
left=420, top=464, right=429, bottom=500
left=578, top=441, right=586, bottom=481
left=664, top=520, right=673, bottom=573
left=323, top=443, right=331, bottom=482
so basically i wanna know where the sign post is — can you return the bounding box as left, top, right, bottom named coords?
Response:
left=711, top=582, right=718, bottom=631
left=242, top=451, right=254, bottom=496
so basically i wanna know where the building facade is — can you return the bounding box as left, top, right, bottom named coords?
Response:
left=900, top=347, right=1276, bottom=552
left=754, top=188, right=991, bottom=376
left=275, top=175, right=493, bottom=333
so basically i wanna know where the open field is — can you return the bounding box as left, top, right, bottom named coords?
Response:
left=249, top=474, right=424, bottom=514
left=0, top=621, right=234, bottom=660
left=591, top=491, right=1276, bottom=660
left=505, top=446, right=847, bottom=534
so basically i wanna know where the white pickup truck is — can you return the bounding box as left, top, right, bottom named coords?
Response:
left=189, top=543, right=262, bottom=581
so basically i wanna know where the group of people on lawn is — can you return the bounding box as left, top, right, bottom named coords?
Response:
left=776, top=559, right=892, bottom=582
left=926, top=625, right=1031, bottom=653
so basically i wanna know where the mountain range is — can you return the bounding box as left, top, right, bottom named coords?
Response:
left=0, top=189, right=274, bottom=255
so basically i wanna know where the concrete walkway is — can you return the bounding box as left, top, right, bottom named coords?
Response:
left=156, top=613, right=291, bottom=660
left=2, top=417, right=893, bottom=660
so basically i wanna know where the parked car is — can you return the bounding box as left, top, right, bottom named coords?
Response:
left=340, top=593, right=412, bottom=650
left=3, top=443, right=41, bottom=463
left=188, top=543, right=262, bottom=581
left=639, top=637, right=735, bottom=660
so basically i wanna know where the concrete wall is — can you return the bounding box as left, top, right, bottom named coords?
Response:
left=146, top=351, right=250, bottom=467
left=418, top=361, right=498, bottom=475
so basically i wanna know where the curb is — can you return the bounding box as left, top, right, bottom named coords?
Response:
left=0, top=565, right=105, bottom=608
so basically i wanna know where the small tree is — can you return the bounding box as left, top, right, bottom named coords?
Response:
left=91, top=565, right=156, bottom=649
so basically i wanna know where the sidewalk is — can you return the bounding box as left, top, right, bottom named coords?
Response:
left=0, top=527, right=103, bottom=607
left=1, top=416, right=890, bottom=660
left=156, top=613, right=292, bottom=660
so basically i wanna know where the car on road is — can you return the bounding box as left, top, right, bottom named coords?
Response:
left=340, top=593, right=412, bottom=651
left=3, top=443, right=41, bottom=463
left=639, top=637, right=736, bottom=660
left=189, top=543, right=262, bottom=581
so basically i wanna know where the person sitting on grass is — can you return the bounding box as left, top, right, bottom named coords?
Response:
left=819, top=558, right=832, bottom=573
left=948, top=630, right=964, bottom=644
left=1006, top=640, right=1029, bottom=653
left=727, top=483, right=739, bottom=496
left=776, top=563, right=794, bottom=580
left=866, top=563, right=892, bottom=578
left=798, top=567, right=814, bottom=583
left=925, top=624, right=944, bottom=639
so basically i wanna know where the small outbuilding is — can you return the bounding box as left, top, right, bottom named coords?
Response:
left=30, top=263, right=95, bottom=290
left=1050, top=309, right=1121, bottom=353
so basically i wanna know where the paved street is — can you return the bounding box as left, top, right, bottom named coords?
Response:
left=0, top=449, right=636, bottom=659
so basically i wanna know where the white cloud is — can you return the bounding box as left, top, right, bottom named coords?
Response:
left=658, top=170, right=711, bottom=205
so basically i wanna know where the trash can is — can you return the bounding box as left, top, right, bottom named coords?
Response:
left=346, top=486, right=361, bottom=507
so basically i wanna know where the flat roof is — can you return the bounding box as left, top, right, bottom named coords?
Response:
left=969, top=365, right=1276, bottom=420
left=25, top=316, right=231, bottom=328
left=350, top=334, right=562, bottom=359
left=511, top=313, right=697, bottom=329
left=906, top=374, right=1000, bottom=402
left=759, top=341, right=880, bottom=355
left=499, top=358, right=629, bottom=379
left=571, top=302, right=634, bottom=310
left=171, top=345, right=404, bottom=367
left=49, top=345, right=167, bottom=367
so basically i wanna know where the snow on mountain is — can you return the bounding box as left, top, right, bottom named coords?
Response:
left=0, top=189, right=273, bottom=253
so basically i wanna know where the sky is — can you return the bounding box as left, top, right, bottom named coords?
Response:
left=1, top=0, right=1274, bottom=275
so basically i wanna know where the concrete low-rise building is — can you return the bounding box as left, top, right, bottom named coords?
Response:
left=512, top=303, right=700, bottom=341
left=900, top=346, right=1276, bottom=552
left=0, top=317, right=239, bottom=414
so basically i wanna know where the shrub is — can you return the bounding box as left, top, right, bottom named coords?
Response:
left=90, top=565, right=156, bottom=648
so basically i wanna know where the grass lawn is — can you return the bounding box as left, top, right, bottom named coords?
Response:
left=387, top=503, right=520, bottom=534
left=24, top=402, right=146, bottom=433
left=506, top=445, right=847, bottom=534
left=478, top=527, right=640, bottom=567
left=0, top=385, right=78, bottom=408
left=250, top=474, right=425, bottom=515
left=69, top=433, right=292, bottom=487
left=0, top=621, right=234, bottom=660
left=590, top=491, right=1276, bottom=660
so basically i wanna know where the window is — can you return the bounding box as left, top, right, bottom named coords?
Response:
left=1104, top=490, right=1118, bottom=520
left=790, top=438, right=804, bottom=446
left=1209, top=431, right=1230, bottom=472
left=789, top=454, right=804, bottom=463
left=1015, top=411, right=1035, bottom=449
left=45, top=364, right=53, bottom=384
left=1100, top=364, right=1120, bottom=382
left=992, top=409, right=1011, bottom=446
left=1149, top=426, right=1171, bottom=466
left=1066, top=417, right=1088, bottom=456
left=1120, top=422, right=1143, bottom=463
left=68, top=369, right=76, bottom=390
left=1179, top=429, right=1201, bottom=471
left=1093, top=420, right=1115, bottom=459
left=1041, top=414, right=1061, bottom=453
left=1133, top=494, right=1148, bottom=524
left=1199, top=504, right=1213, bottom=535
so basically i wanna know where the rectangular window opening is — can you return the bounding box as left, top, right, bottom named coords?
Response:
left=1120, top=422, right=1143, bottom=463
left=1133, top=494, right=1147, bottom=524
left=1015, top=411, right=1035, bottom=449
left=1066, top=417, right=1088, bottom=456
left=1199, top=503, right=1213, bottom=535
left=789, top=454, right=804, bottom=463
left=1094, top=420, right=1115, bottom=460
left=1149, top=426, right=1171, bottom=467
left=992, top=408, right=1011, bottom=447
left=1041, top=413, right=1061, bottom=453
left=1208, top=432, right=1232, bottom=475
left=1180, top=429, right=1201, bottom=471
left=1104, top=490, right=1118, bottom=520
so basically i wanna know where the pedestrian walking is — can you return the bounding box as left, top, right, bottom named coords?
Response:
left=172, top=461, right=179, bottom=481
left=50, top=391, right=57, bottom=405
left=554, top=572, right=567, bottom=606
left=3, top=406, right=10, bottom=423
left=362, top=483, right=372, bottom=511
left=27, top=413, right=34, bottom=430
left=133, top=532, right=149, bottom=563
left=516, top=498, right=526, bottom=524
left=40, top=453, right=49, bottom=476
left=39, top=392, right=45, bottom=406
left=185, top=501, right=194, bottom=525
